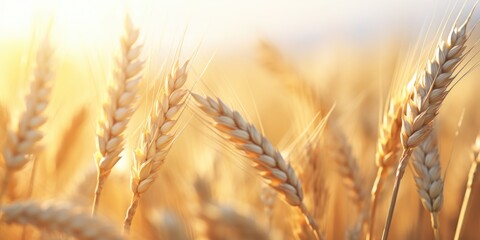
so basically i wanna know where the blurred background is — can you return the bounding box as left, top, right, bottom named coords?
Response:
left=1, top=0, right=480, bottom=239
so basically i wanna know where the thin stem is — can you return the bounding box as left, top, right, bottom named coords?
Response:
left=382, top=149, right=412, bottom=240
left=454, top=161, right=478, bottom=240
left=91, top=176, right=105, bottom=215
left=368, top=166, right=388, bottom=240
left=123, top=194, right=140, bottom=233
left=299, top=203, right=323, bottom=240
left=431, top=212, right=440, bottom=240
left=433, top=229, right=440, bottom=240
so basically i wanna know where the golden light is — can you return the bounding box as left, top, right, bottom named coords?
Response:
left=1, top=1, right=480, bottom=240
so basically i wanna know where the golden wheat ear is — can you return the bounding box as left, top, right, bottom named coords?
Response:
left=411, top=131, right=443, bottom=240
left=1, top=201, right=125, bottom=240
left=330, top=123, right=366, bottom=213
left=382, top=8, right=475, bottom=239
left=191, top=93, right=322, bottom=240
left=0, top=30, right=54, bottom=202
left=92, top=14, right=144, bottom=215
left=123, top=61, right=189, bottom=233
left=368, top=94, right=403, bottom=239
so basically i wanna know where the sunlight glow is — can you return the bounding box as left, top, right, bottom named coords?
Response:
left=0, top=0, right=35, bottom=39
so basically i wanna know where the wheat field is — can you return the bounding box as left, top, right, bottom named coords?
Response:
left=1, top=1, right=480, bottom=240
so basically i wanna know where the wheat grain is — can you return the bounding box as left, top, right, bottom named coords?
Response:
left=454, top=133, right=480, bottom=240
left=123, top=61, right=189, bottom=232
left=0, top=32, right=54, bottom=202
left=411, top=131, right=443, bottom=240
left=192, top=93, right=321, bottom=240
left=92, top=14, right=144, bottom=214
left=382, top=11, right=473, bottom=239
left=1, top=201, right=125, bottom=240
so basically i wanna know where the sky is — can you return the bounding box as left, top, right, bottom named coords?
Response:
left=0, top=0, right=475, bottom=57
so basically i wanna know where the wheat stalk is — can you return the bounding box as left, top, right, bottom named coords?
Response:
left=92, top=14, right=144, bottom=215
left=368, top=96, right=403, bottom=239
left=192, top=93, right=321, bottom=240
left=1, top=201, right=125, bottom=240
left=411, top=131, right=443, bottom=240
left=382, top=12, right=473, bottom=239
left=454, top=133, right=480, bottom=240
left=123, top=61, right=189, bottom=232
left=0, top=32, right=54, bottom=202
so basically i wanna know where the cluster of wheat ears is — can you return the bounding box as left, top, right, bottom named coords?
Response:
left=1, top=4, right=480, bottom=240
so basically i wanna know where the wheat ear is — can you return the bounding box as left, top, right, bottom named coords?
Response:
left=453, top=133, right=480, bottom=240
left=92, top=14, right=144, bottom=215
left=368, top=96, right=403, bottom=239
left=0, top=33, right=54, bottom=202
left=192, top=93, right=321, bottom=240
left=411, top=131, right=443, bottom=240
left=382, top=12, right=472, bottom=239
left=1, top=201, right=125, bottom=240
left=123, top=61, right=189, bottom=232
left=330, top=124, right=366, bottom=212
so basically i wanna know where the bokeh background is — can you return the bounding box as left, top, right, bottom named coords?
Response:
left=1, top=0, right=480, bottom=239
